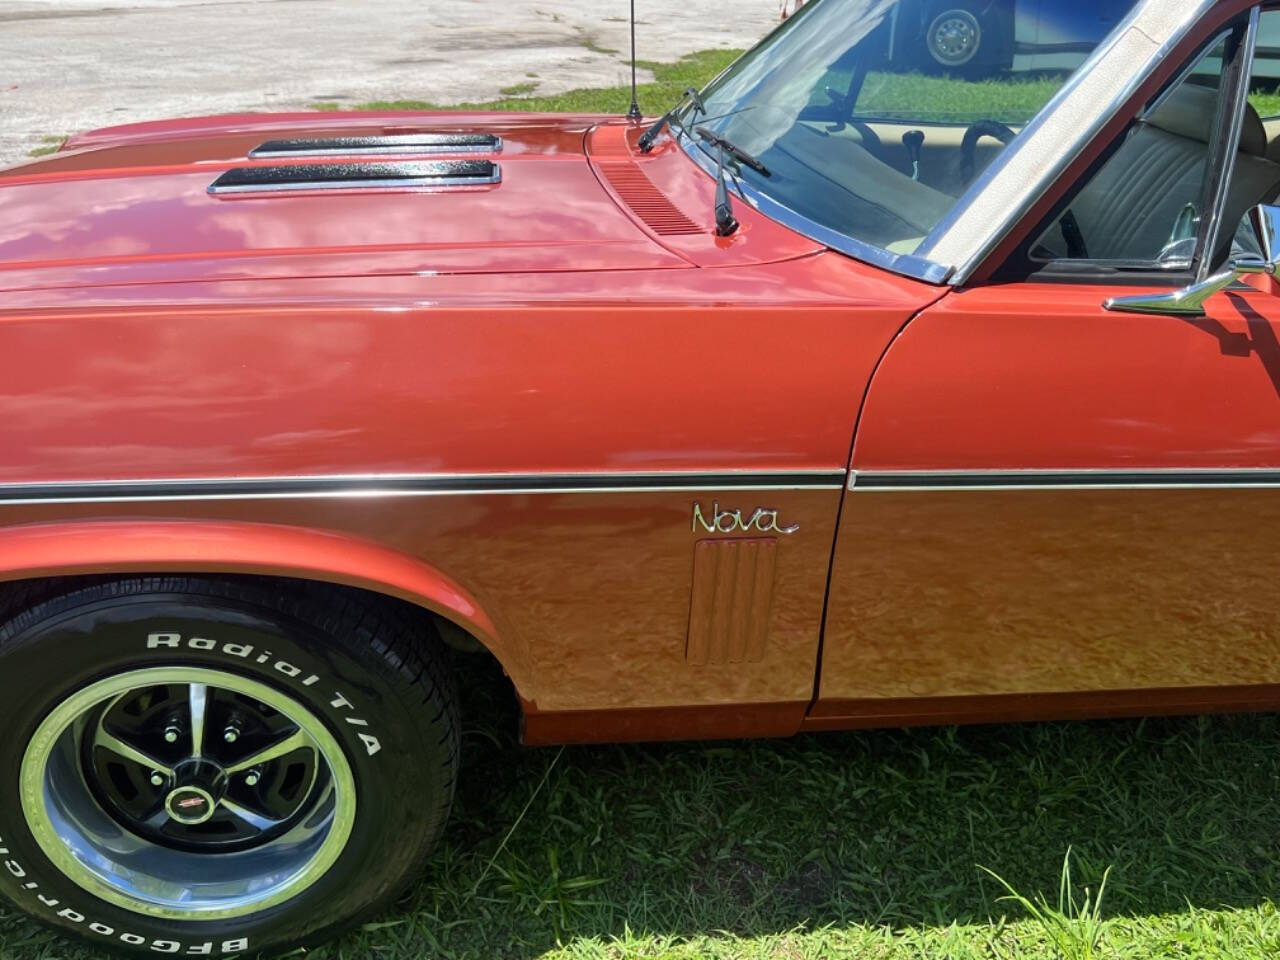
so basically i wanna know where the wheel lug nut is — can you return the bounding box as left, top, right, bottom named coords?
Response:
left=223, top=726, right=239, bottom=744
left=149, top=771, right=165, bottom=787
left=163, top=725, right=180, bottom=743
left=243, top=769, right=261, bottom=787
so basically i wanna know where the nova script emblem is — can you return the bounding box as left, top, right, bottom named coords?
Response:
left=692, top=501, right=799, bottom=535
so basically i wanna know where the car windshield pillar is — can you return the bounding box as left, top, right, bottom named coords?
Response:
left=678, top=0, right=1231, bottom=285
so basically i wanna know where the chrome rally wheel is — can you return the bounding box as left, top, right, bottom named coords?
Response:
left=20, top=667, right=356, bottom=920
left=0, top=577, right=459, bottom=957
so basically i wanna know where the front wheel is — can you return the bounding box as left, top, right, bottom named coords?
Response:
left=0, top=577, right=459, bottom=957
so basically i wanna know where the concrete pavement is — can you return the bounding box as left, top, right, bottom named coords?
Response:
left=0, top=0, right=781, bottom=167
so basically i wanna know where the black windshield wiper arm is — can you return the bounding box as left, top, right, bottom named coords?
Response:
left=637, top=87, right=706, bottom=153
left=694, top=127, right=771, bottom=177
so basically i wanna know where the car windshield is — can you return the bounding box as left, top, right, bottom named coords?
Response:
left=681, top=0, right=1123, bottom=263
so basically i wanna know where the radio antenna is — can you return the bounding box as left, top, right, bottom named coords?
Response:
left=627, top=0, right=642, bottom=122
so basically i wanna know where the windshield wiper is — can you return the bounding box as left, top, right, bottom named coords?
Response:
left=695, top=127, right=771, bottom=177
left=637, top=86, right=706, bottom=153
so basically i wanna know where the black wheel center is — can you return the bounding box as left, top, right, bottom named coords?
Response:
left=164, top=786, right=216, bottom=824
left=83, top=681, right=325, bottom=852
left=163, top=759, right=227, bottom=825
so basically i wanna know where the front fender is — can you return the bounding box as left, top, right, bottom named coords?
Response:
left=0, top=518, right=530, bottom=695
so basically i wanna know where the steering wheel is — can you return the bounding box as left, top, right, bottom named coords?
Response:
left=821, top=86, right=883, bottom=153
left=960, top=120, right=1017, bottom=184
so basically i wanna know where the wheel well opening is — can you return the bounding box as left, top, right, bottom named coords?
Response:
left=0, top=572, right=523, bottom=741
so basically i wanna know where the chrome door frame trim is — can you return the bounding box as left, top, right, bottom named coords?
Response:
left=1196, top=7, right=1260, bottom=282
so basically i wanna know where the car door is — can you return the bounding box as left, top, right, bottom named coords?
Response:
left=812, top=7, right=1280, bottom=727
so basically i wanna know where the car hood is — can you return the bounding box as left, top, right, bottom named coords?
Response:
left=0, top=113, right=819, bottom=294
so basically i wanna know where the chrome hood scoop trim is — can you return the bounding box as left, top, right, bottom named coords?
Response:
left=248, top=133, right=502, bottom=158
left=207, top=159, right=501, bottom=195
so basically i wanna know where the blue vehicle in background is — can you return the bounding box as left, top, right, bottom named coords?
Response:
left=890, top=1, right=1280, bottom=79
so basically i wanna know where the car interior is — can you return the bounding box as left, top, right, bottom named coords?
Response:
left=730, top=8, right=1280, bottom=270
left=1034, top=82, right=1280, bottom=266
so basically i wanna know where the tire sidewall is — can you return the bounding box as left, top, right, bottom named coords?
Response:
left=0, top=590, right=448, bottom=956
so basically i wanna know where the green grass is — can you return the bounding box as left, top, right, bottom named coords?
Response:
left=846, top=71, right=1063, bottom=124
left=351, top=52, right=1058, bottom=124
left=6, top=51, right=1280, bottom=960
left=500, top=81, right=541, bottom=97
left=1251, top=89, right=1280, bottom=119
left=26, top=135, right=65, bottom=158
left=5, top=657, right=1280, bottom=960
left=353, top=49, right=740, bottom=115
left=575, top=30, right=620, bottom=57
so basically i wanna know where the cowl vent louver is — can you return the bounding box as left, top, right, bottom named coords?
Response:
left=595, top=158, right=702, bottom=237
left=207, top=159, right=501, bottom=195
left=249, top=133, right=502, bottom=158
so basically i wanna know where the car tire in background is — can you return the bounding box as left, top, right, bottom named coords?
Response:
left=918, top=2, right=1011, bottom=77
left=0, top=576, right=459, bottom=957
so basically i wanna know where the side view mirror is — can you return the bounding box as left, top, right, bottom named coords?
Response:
left=1105, top=204, right=1280, bottom=316
left=1248, top=202, right=1280, bottom=267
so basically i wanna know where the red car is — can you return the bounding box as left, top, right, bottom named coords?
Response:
left=1, top=0, right=1278, bottom=955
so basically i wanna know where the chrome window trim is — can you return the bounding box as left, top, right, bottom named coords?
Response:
left=676, top=0, right=1221, bottom=286
left=921, top=0, right=1219, bottom=285
left=1021, top=22, right=1244, bottom=277
left=679, top=134, right=952, bottom=284
left=1197, top=8, right=1260, bottom=281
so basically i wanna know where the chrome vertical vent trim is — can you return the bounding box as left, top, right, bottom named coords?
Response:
left=248, top=133, right=503, bottom=158
left=207, top=160, right=501, bottom=195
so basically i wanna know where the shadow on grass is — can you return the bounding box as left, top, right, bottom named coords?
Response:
left=2, top=654, right=1276, bottom=959
left=334, top=656, right=1280, bottom=958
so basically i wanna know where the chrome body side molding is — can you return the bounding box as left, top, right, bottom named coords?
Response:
left=851, top=469, right=1280, bottom=492
left=0, top=470, right=847, bottom=505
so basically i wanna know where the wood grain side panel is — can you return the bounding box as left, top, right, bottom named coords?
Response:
left=0, top=489, right=830, bottom=714
left=686, top=539, right=777, bottom=666
left=821, top=488, right=1280, bottom=703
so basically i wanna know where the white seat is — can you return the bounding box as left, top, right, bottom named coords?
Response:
left=1060, top=84, right=1280, bottom=261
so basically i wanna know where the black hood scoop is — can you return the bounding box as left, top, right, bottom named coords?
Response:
left=207, top=159, right=501, bottom=195
left=248, top=133, right=502, bottom=158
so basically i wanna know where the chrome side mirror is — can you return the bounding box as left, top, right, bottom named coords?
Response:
left=1249, top=203, right=1280, bottom=266
left=1105, top=204, right=1280, bottom=316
